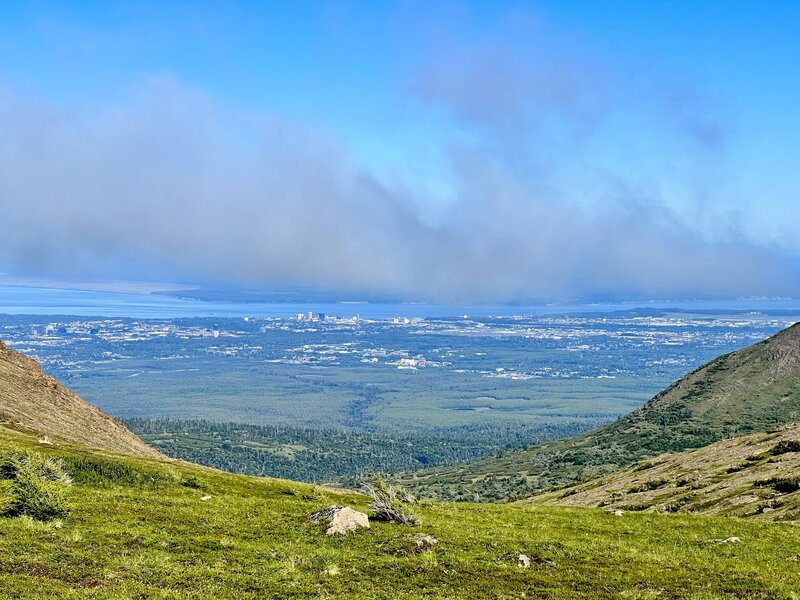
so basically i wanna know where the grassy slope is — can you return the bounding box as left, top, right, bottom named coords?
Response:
left=403, top=323, right=800, bottom=501
left=533, top=422, right=800, bottom=519
left=0, top=341, right=161, bottom=460
left=3, top=425, right=800, bottom=599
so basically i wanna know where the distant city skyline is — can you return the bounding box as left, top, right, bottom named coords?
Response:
left=1, top=1, right=799, bottom=301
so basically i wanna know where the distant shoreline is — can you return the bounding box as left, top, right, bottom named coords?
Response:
left=2, top=284, right=800, bottom=320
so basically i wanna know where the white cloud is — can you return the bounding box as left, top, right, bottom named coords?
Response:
left=0, top=68, right=796, bottom=302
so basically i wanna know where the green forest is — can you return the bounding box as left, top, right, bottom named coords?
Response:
left=126, top=418, right=601, bottom=485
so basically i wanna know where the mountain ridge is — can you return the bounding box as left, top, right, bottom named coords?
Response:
left=401, top=322, right=800, bottom=501
left=0, top=339, right=162, bottom=459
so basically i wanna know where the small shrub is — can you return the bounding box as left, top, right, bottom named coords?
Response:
left=663, top=496, right=691, bottom=513
left=755, top=476, right=800, bottom=494
left=282, top=485, right=323, bottom=501
left=676, top=473, right=706, bottom=490
left=10, top=469, right=70, bottom=521
left=180, top=476, right=205, bottom=490
left=300, top=486, right=325, bottom=502
left=627, top=479, right=669, bottom=494
left=725, top=463, right=749, bottom=474
left=36, top=455, right=73, bottom=486
left=758, top=499, right=782, bottom=513
left=633, top=461, right=657, bottom=472
left=1, top=453, right=71, bottom=522
left=770, top=440, right=800, bottom=456
left=363, top=473, right=419, bottom=526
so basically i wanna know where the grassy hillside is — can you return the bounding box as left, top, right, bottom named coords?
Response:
left=533, top=422, right=800, bottom=520
left=4, top=424, right=800, bottom=598
left=0, top=341, right=161, bottom=460
left=402, top=322, right=800, bottom=501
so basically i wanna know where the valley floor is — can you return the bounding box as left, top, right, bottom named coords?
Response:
left=1, top=427, right=800, bottom=599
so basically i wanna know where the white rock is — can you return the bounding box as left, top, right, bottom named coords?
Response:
left=518, top=554, right=531, bottom=568
left=613, top=510, right=624, bottom=517
left=309, top=505, right=370, bottom=536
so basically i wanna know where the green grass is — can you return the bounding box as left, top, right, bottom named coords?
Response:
left=2, top=426, right=800, bottom=598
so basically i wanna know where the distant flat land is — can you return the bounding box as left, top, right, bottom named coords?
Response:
left=1, top=310, right=796, bottom=439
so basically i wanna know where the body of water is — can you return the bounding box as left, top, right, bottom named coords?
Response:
left=1, top=285, right=800, bottom=319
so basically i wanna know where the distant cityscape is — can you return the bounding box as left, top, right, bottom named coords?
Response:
left=3, top=310, right=796, bottom=381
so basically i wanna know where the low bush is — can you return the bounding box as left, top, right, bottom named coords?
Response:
left=62, top=455, right=171, bottom=487
left=627, top=479, right=669, bottom=494
left=632, top=461, right=657, bottom=472
left=755, top=476, right=800, bottom=494
left=726, top=463, right=749, bottom=474
left=0, top=452, right=71, bottom=521
left=180, top=476, right=205, bottom=490
left=745, top=453, right=767, bottom=462
left=770, top=440, right=800, bottom=456
left=363, top=473, right=419, bottom=526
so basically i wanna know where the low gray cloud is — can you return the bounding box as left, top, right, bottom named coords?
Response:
left=0, top=66, right=796, bottom=302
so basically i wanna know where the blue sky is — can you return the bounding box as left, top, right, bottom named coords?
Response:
left=0, top=1, right=799, bottom=301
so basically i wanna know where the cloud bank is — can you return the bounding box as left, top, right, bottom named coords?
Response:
left=0, top=48, right=797, bottom=302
